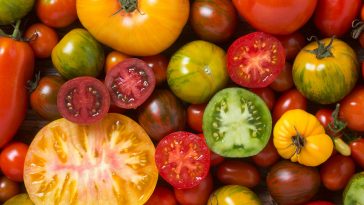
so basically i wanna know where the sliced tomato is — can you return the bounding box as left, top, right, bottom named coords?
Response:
left=226, top=32, right=285, bottom=88
left=105, top=58, right=156, bottom=109
left=155, top=131, right=210, bottom=189
left=57, top=76, right=110, bottom=124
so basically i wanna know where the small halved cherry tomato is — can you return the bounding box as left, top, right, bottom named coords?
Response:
left=0, top=142, right=29, bottom=182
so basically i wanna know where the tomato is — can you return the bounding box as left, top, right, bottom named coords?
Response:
left=197, top=134, right=224, bottom=166
left=3, top=193, right=33, bottom=205
left=57, top=76, right=110, bottom=124
left=276, top=32, right=306, bottom=60
left=24, top=23, right=59, bottom=59
left=226, top=32, right=285, bottom=88
left=250, top=87, right=276, bottom=110
left=315, top=109, right=333, bottom=128
left=293, top=38, right=358, bottom=105
left=217, top=160, right=260, bottom=188
left=187, top=104, right=206, bottom=133
left=30, top=75, right=65, bottom=121
left=343, top=172, right=364, bottom=205
left=320, top=155, right=356, bottom=191
left=24, top=113, right=158, bottom=204
left=138, top=89, right=186, bottom=141
left=77, top=0, right=189, bottom=56
left=269, top=62, right=294, bottom=92
left=190, top=0, right=237, bottom=43
left=251, top=138, right=280, bottom=168
left=0, top=176, right=20, bottom=202
left=339, top=86, right=364, bottom=132
left=203, top=88, right=272, bottom=157
left=0, top=0, right=34, bottom=25
left=167, top=40, right=228, bottom=104
left=349, top=138, right=364, bottom=169
left=36, top=0, right=77, bottom=28
left=305, top=201, right=334, bottom=205
left=145, top=186, right=177, bottom=205
left=155, top=131, right=210, bottom=189
left=105, top=58, right=156, bottom=109
left=232, top=0, right=317, bottom=35
left=207, top=185, right=261, bottom=205
left=104, top=51, right=130, bottom=73
left=267, top=160, right=321, bottom=205
left=272, top=89, right=307, bottom=122
left=314, top=0, right=361, bottom=37
left=142, top=54, right=169, bottom=87
left=0, top=142, right=28, bottom=182
left=0, top=23, right=34, bottom=148
left=362, top=62, right=364, bottom=79
left=174, top=174, right=213, bottom=205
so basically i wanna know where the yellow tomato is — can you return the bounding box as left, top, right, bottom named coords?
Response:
left=207, top=185, right=261, bottom=205
left=273, top=109, right=333, bottom=166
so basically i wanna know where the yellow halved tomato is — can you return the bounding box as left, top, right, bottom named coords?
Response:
left=23, top=113, right=158, bottom=205
left=273, top=109, right=333, bottom=166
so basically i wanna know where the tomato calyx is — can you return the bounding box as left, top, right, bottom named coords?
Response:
left=26, top=71, right=41, bottom=93
left=351, top=19, right=364, bottom=40
left=292, top=127, right=305, bottom=155
left=306, top=36, right=334, bottom=59
left=114, top=0, right=139, bottom=14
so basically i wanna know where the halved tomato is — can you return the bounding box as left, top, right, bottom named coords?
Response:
left=23, top=113, right=158, bottom=205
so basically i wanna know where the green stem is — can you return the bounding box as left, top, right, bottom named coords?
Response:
left=113, top=0, right=138, bottom=15
left=306, top=36, right=335, bottom=59
left=351, top=20, right=364, bottom=39
left=11, top=20, right=21, bottom=40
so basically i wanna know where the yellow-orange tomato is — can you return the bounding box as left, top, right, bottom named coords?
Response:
left=273, top=109, right=333, bottom=166
left=105, top=51, right=130, bottom=73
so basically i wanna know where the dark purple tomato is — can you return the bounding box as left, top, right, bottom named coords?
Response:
left=217, top=160, right=260, bottom=188
left=0, top=176, right=20, bottom=202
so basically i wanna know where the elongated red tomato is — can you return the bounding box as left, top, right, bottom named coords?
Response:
left=0, top=22, right=34, bottom=148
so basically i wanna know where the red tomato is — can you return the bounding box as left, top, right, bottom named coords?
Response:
left=232, top=0, right=317, bottom=35
left=305, top=201, right=335, bottom=205
left=145, top=186, right=177, bottom=205
left=104, top=51, right=130, bottom=73
left=362, top=62, right=364, bottom=79
left=0, top=142, right=29, bottom=182
left=320, top=155, right=356, bottom=191
left=250, top=87, right=276, bottom=110
left=174, top=174, right=213, bottom=205
left=276, top=32, right=306, bottom=60
left=349, top=138, right=364, bottom=169
left=187, top=104, right=206, bottom=132
left=24, top=23, right=59, bottom=58
left=217, top=160, right=260, bottom=188
left=272, top=89, right=307, bottom=122
left=226, top=32, right=285, bottom=88
left=315, top=109, right=333, bottom=128
left=251, top=138, right=280, bottom=168
left=339, top=86, right=364, bottom=131
left=36, top=0, right=78, bottom=28
left=155, top=131, right=210, bottom=189
left=314, top=0, right=361, bottom=37
left=269, top=62, right=294, bottom=92
left=197, top=134, right=225, bottom=166
left=142, top=54, right=169, bottom=86
left=0, top=176, right=20, bottom=202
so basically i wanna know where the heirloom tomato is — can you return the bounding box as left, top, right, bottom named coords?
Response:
left=142, top=55, right=169, bottom=86
left=349, top=138, right=364, bottom=169
left=36, top=0, right=77, bottom=28
left=276, top=32, right=306, bottom=60
left=0, top=142, right=28, bottom=182
left=0, top=22, right=34, bottom=148
left=24, top=113, right=158, bottom=205
left=0, top=176, right=20, bottom=202
left=339, top=86, right=364, bottom=132
left=272, top=89, right=307, bottom=122
left=293, top=38, right=358, bottom=104
left=167, top=40, right=228, bottom=104
left=251, top=138, right=280, bottom=168
left=145, top=186, right=177, bottom=205
left=207, top=185, right=261, bottom=205
left=273, top=109, right=333, bottom=166
left=0, top=0, right=34, bottom=25
left=269, top=62, right=294, bottom=92
left=104, top=51, right=130, bottom=73
left=77, top=0, right=189, bottom=56
left=187, top=104, right=206, bottom=133
left=174, top=174, right=213, bottom=205
left=3, top=193, right=34, bottom=205
left=343, top=172, right=364, bottom=205
left=232, top=0, right=317, bottom=35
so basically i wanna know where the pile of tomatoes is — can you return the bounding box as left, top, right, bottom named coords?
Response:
left=1, top=0, right=364, bottom=204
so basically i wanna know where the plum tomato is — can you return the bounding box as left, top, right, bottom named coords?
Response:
left=251, top=138, right=280, bottom=168
left=141, top=54, right=169, bottom=86
left=339, top=86, right=364, bottom=132
left=145, top=186, right=177, bottom=205
left=57, top=76, right=110, bottom=124
left=174, top=174, right=213, bottom=205
left=349, top=138, right=364, bottom=169
left=155, top=131, right=210, bottom=189
left=226, top=32, right=285, bottom=88
left=276, top=32, right=306, bottom=60
left=0, top=176, right=20, bottom=203
left=203, top=87, right=272, bottom=157
left=187, top=104, right=206, bottom=133
left=272, top=89, right=307, bottom=122
left=315, top=109, right=334, bottom=128
left=250, top=87, right=276, bottom=110
left=269, top=62, right=294, bottom=92
left=104, top=51, right=130, bottom=73
left=105, top=58, right=156, bottom=109
left=0, top=142, right=28, bottom=182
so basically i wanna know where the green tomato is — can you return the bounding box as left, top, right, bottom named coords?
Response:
left=0, top=0, right=34, bottom=25
left=167, top=40, right=228, bottom=104
left=4, top=193, right=34, bottom=205
left=343, top=172, right=364, bottom=205
left=207, top=185, right=261, bottom=205
left=51, top=28, right=105, bottom=79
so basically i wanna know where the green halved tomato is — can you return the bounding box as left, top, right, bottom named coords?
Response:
left=203, top=87, right=272, bottom=157
left=343, top=172, right=364, bottom=205
left=0, top=0, right=34, bottom=25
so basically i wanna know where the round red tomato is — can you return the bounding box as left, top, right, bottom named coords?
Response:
left=0, top=142, right=28, bottom=182
left=339, top=86, right=364, bottom=131
left=269, top=62, right=294, bottom=92
left=250, top=87, right=276, bottom=110
left=226, top=32, right=285, bottom=88
left=272, top=89, right=307, bottom=122
left=187, top=104, right=206, bottom=133
left=197, top=134, right=224, bottom=166
left=145, top=186, right=177, bottom=205
left=141, top=54, right=169, bottom=86
left=0, top=176, right=20, bottom=203
left=217, top=160, right=260, bottom=188
left=36, top=0, right=77, bottom=28
left=276, top=32, right=306, bottom=60
left=232, top=0, right=317, bottom=35
left=104, top=51, right=129, bottom=73
left=349, top=138, right=364, bottom=169
left=251, top=138, right=280, bottom=168
left=315, top=109, right=333, bottom=128
left=174, top=174, right=213, bottom=205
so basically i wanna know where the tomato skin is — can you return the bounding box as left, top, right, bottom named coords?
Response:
left=232, top=0, right=317, bottom=35
left=270, top=62, right=294, bottom=92
left=251, top=138, right=280, bottom=168
left=207, top=185, right=261, bottom=205
left=0, top=34, right=34, bottom=148
left=104, top=51, right=130, bottom=73
left=250, top=87, right=275, bottom=110
left=3, top=193, right=33, bottom=205
left=145, top=186, right=177, bottom=205
left=142, top=54, right=169, bottom=86
left=305, top=201, right=334, bottom=205
left=36, top=0, right=77, bottom=28
left=0, top=176, right=20, bottom=203
left=0, top=142, right=29, bottom=182
left=187, top=104, right=206, bottom=133
left=314, top=0, right=361, bottom=37
left=315, top=109, right=333, bottom=128
left=272, top=89, right=307, bottom=122
left=340, top=86, right=364, bottom=132
left=349, top=138, right=364, bottom=169
left=197, top=134, right=224, bottom=166
left=174, top=174, right=213, bottom=205
left=217, top=160, right=260, bottom=188
left=276, top=32, right=306, bottom=60
left=0, top=0, right=34, bottom=25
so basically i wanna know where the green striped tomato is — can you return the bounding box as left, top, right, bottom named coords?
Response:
left=167, top=40, right=229, bottom=104
left=51, top=28, right=105, bottom=79
left=207, top=185, right=261, bottom=205
left=292, top=38, right=358, bottom=104
left=0, top=0, right=34, bottom=25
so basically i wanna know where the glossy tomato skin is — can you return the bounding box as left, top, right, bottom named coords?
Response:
left=174, top=174, right=213, bottom=205
left=232, top=0, right=317, bottom=35
left=0, top=34, right=34, bottom=148
left=104, top=51, right=129, bottom=73
left=0, top=176, right=20, bottom=203
left=0, top=0, right=34, bottom=25
left=217, top=160, right=260, bottom=188
left=272, top=89, right=307, bottom=122
left=30, top=75, right=65, bottom=121
left=77, top=0, right=189, bottom=56
left=142, top=54, right=169, bottom=86
left=36, top=0, right=77, bottom=28
left=2, top=193, right=34, bottom=205
left=270, top=62, right=294, bottom=92
left=207, top=185, right=261, bottom=205
left=349, top=138, right=364, bottom=169
left=315, top=109, right=333, bottom=128
left=187, top=104, right=206, bottom=133
left=276, top=32, right=306, bottom=60
left=251, top=138, right=280, bottom=168
left=305, top=201, right=334, bottom=205
left=190, top=0, right=237, bottom=43
left=197, top=134, right=224, bottom=166
left=250, top=87, right=275, bottom=110
left=314, top=0, right=361, bottom=37
left=145, top=186, right=177, bottom=205
left=0, top=142, right=29, bottom=182
left=340, top=86, right=364, bottom=132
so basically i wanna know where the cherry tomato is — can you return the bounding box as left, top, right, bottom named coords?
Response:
left=187, top=104, right=206, bottom=132
left=305, top=201, right=335, bottom=205
left=145, top=186, right=177, bottom=205
left=251, top=138, right=280, bottom=168
left=104, top=51, right=130, bottom=73
left=315, top=109, right=333, bottom=128
left=362, top=62, right=364, bottom=79
left=36, top=0, right=77, bottom=28
left=269, top=62, right=294, bottom=92
left=349, top=138, right=364, bottom=169
left=0, top=176, right=20, bottom=203
left=142, top=54, right=169, bottom=86
left=24, top=23, right=59, bottom=58
left=197, top=134, right=224, bottom=166
left=276, top=32, right=306, bottom=60
left=339, top=86, right=364, bottom=132
left=250, top=87, right=276, bottom=110
left=217, top=160, right=260, bottom=188
left=272, top=89, right=307, bottom=122
left=320, top=155, right=356, bottom=191
left=174, top=174, right=213, bottom=205
left=0, top=142, right=28, bottom=182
